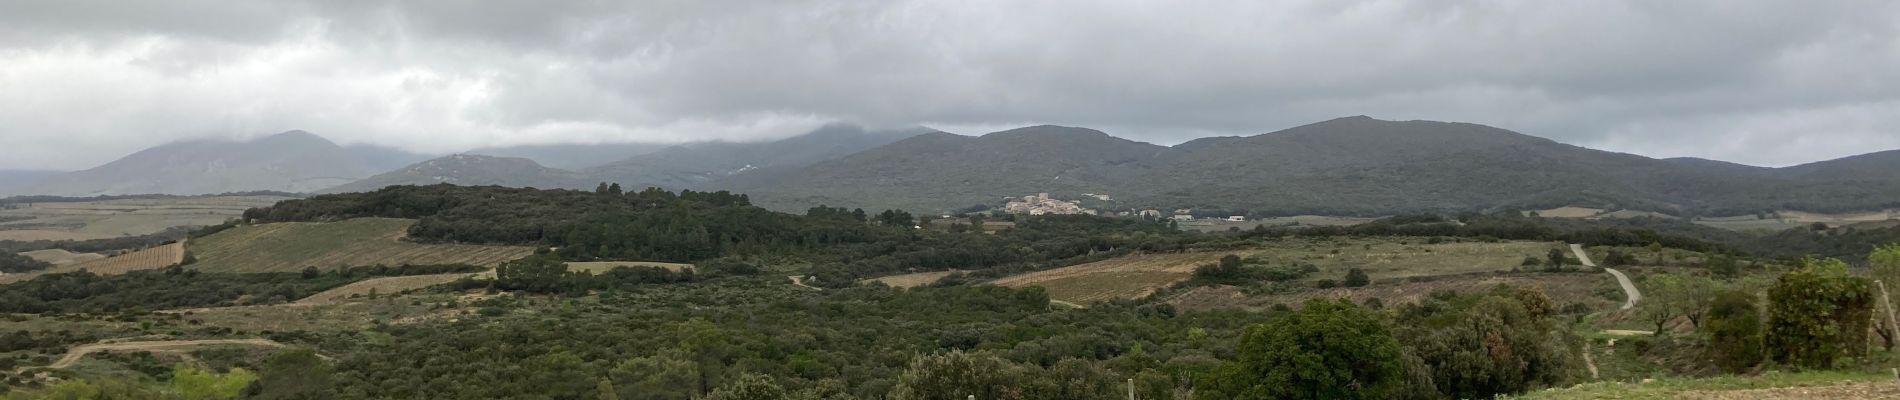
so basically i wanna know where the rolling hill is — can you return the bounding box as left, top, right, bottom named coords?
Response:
left=465, top=142, right=669, bottom=170
left=586, top=123, right=929, bottom=191
left=16, top=131, right=428, bottom=196
left=319, top=154, right=591, bottom=193
left=738, top=125, right=1172, bottom=212
left=743, top=116, right=1900, bottom=216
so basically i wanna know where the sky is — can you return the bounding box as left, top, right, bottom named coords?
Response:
left=2, top=0, right=1898, bottom=170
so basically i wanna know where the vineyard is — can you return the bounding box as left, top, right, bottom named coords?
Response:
left=188, top=218, right=534, bottom=273
left=0, top=242, right=184, bottom=284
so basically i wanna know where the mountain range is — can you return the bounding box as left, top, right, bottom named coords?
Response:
left=10, top=131, right=429, bottom=196
left=10, top=117, right=1900, bottom=217
left=737, top=116, right=1900, bottom=216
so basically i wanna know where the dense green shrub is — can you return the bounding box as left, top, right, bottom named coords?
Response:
left=1343, top=268, right=1371, bottom=287
left=1702, top=289, right=1763, bottom=373
left=1396, top=286, right=1575, bottom=399
left=1766, top=258, right=1873, bottom=369
left=1211, top=299, right=1407, bottom=400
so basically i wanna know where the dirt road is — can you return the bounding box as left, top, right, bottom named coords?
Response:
left=789, top=275, right=822, bottom=291
left=1573, top=243, right=1641, bottom=310
left=46, top=339, right=291, bottom=369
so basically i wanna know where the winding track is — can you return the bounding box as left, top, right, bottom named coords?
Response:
left=1572, top=243, right=1641, bottom=310
left=44, top=338, right=294, bottom=369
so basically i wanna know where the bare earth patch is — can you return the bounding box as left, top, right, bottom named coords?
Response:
left=991, top=251, right=1247, bottom=303
left=1681, top=381, right=1900, bottom=399
left=1533, top=207, right=1606, bottom=218
left=1, top=242, right=184, bottom=284
left=864, top=270, right=962, bottom=288
left=20, top=249, right=106, bottom=265
left=297, top=273, right=480, bottom=304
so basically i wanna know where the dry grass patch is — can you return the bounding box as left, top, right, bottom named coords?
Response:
left=296, top=273, right=479, bottom=304
left=20, top=249, right=105, bottom=265
left=189, top=218, right=534, bottom=273
left=169, top=296, right=453, bottom=333
left=864, top=270, right=962, bottom=288
left=1246, top=237, right=1563, bottom=281
left=991, top=251, right=1247, bottom=303
left=1168, top=272, right=1620, bottom=312
left=3, top=242, right=185, bottom=284
left=1530, top=207, right=1605, bottom=218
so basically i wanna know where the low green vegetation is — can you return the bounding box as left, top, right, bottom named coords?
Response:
left=9, top=185, right=1900, bottom=399
left=0, top=264, right=482, bottom=313
left=0, top=252, right=49, bottom=273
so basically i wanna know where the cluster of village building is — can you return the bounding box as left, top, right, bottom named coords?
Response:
left=1002, top=193, right=1094, bottom=215
left=999, top=192, right=1248, bottom=222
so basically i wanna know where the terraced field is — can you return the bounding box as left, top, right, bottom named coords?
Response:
left=189, top=218, right=534, bottom=273
left=992, top=251, right=1248, bottom=303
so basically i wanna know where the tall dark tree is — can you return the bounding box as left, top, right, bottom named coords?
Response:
left=1215, top=299, right=1407, bottom=400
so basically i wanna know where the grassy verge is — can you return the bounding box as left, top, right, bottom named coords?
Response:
left=1504, top=370, right=1894, bottom=399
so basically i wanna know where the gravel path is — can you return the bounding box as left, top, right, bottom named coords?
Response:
left=46, top=338, right=292, bottom=369
left=1573, top=243, right=1641, bottom=310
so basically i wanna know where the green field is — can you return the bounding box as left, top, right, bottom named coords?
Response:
left=188, top=218, right=534, bottom=273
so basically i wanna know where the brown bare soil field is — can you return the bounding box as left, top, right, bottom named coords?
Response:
left=189, top=218, right=534, bottom=273
left=991, top=251, right=1248, bottom=303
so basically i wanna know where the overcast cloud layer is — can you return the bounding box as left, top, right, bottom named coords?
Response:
left=3, top=0, right=1898, bottom=170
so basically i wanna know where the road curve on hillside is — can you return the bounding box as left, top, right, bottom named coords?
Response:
left=45, top=338, right=294, bottom=369
left=1572, top=243, right=1641, bottom=310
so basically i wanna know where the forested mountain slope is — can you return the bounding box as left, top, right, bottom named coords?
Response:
left=745, top=116, right=1900, bottom=216
left=319, top=154, right=592, bottom=194
left=586, top=124, right=927, bottom=191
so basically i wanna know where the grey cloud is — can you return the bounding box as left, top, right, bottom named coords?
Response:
left=1, top=0, right=1897, bottom=170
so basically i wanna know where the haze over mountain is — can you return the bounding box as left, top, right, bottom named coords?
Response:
left=746, top=117, right=1900, bottom=216
left=318, top=154, right=593, bottom=194
left=0, top=170, right=62, bottom=194
left=585, top=124, right=930, bottom=190
left=465, top=143, right=670, bottom=170
left=14, top=131, right=429, bottom=197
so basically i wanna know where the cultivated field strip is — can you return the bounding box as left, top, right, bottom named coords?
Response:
left=20, top=249, right=106, bottom=265
left=296, top=273, right=480, bottom=304
left=0, top=242, right=185, bottom=284
left=189, top=218, right=535, bottom=273
left=991, top=251, right=1247, bottom=303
